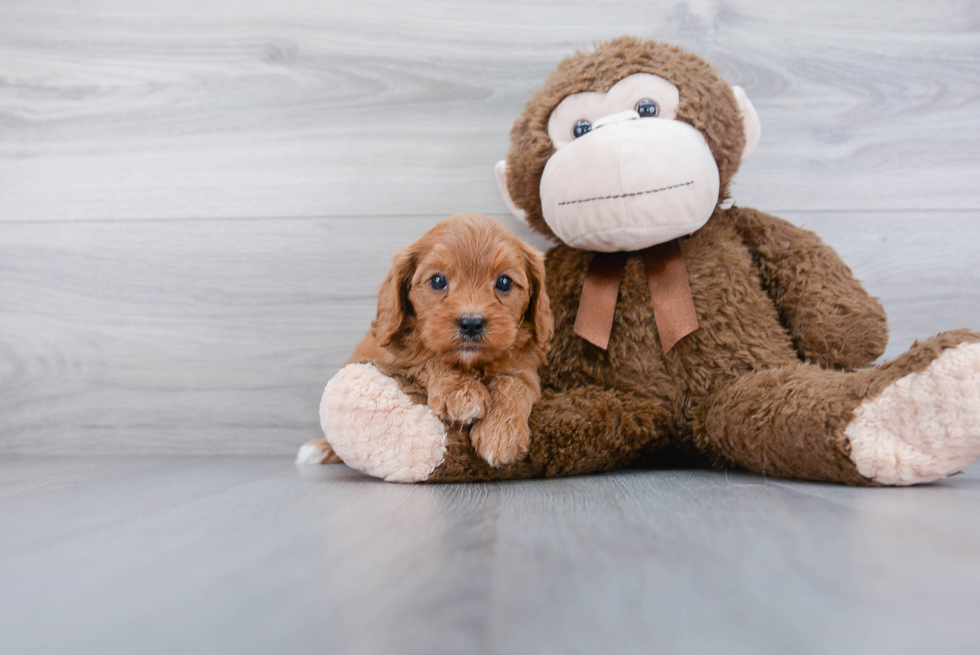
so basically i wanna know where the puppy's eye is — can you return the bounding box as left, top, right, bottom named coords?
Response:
left=573, top=120, right=592, bottom=138
left=495, top=275, right=513, bottom=293
left=429, top=274, right=448, bottom=291
left=635, top=98, right=659, bottom=118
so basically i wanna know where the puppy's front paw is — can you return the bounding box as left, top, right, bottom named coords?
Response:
left=470, top=411, right=531, bottom=467
left=433, top=381, right=490, bottom=424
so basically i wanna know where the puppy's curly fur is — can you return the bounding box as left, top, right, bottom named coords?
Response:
left=306, top=214, right=553, bottom=467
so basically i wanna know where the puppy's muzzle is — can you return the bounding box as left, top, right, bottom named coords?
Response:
left=457, top=314, right=487, bottom=341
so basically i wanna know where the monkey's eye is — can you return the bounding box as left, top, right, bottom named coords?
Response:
left=429, top=274, right=448, bottom=291
left=635, top=98, right=659, bottom=118
left=573, top=120, right=592, bottom=138
left=495, top=275, right=513, bottom=293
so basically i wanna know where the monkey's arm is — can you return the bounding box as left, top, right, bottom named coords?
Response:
left=731, top=206, right=888, bottom=369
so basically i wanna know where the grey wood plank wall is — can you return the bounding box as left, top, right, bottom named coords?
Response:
left=2, top=0, right=979, bottom=454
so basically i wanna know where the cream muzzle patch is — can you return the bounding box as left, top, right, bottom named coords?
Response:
left=539, top=115, right=720, bottom=252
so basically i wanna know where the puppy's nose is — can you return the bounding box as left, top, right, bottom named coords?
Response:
left=457, top=314, right=487, bottom=340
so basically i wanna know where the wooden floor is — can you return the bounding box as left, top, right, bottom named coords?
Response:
left=3, top=456, right=980, bottom=655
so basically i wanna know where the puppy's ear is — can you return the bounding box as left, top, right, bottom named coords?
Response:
left=521, top=242, right=554, bottom=351
left=372, top=245, right=418, bottom=347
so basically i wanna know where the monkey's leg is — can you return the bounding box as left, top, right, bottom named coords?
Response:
left=430, top=385, right=675, bottom=482
left=695, top=330, right=980, bottom=485
left=317, top=361, right=672, bottom=483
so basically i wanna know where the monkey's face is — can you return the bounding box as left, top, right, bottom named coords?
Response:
left=496, top=38, right=761, bottom=252
left=539, top=73, right=720, bottom=252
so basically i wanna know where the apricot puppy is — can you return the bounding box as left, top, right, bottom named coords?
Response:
left=355, top=214, right=553, bottom=466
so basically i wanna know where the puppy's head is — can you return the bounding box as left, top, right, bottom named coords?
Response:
left=373, top=214, right=553, bottom=367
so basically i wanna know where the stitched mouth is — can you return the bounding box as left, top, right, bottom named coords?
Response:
left=558, top=180, right=694, bottom=207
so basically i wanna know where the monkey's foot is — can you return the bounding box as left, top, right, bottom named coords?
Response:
left=319, top=363, right=447, bottom=483
left=846, top=342, right=980, bottom=485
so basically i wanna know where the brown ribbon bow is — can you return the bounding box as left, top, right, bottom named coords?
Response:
left=573, top=239, right=698, bottom=353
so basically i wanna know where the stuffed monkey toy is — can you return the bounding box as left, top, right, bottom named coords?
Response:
left=308, top=37, right=980, bottom=485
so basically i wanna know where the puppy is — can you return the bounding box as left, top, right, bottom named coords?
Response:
left=299, top=214, right=553, bottom=467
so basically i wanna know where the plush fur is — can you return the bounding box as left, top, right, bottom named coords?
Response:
left=311, top=38, right=980, bottom=486
left=846, top=342, right=980, bottom=485
left=318, top=363, right=448, bottom=482
left=507, top=37, right=745, bottom=240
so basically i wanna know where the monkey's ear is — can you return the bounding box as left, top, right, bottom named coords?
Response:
left=732, top=86, right=761, bottom=161
left=494, top=160, right=528, bottom=224
left=372, top=245, right=418, bottom=347
left=521, top=242, right=554, bottom=351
